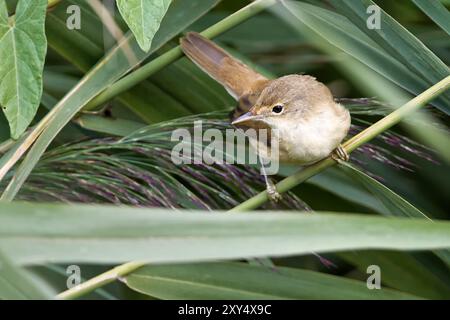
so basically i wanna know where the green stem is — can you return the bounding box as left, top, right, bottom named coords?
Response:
left=57, top=75, right=450, bottom=300
left=84, top=0, right=277, bottom=110
left=230, top=75, right=450, bottom=212
left=56, top=261, right=146, bottom=300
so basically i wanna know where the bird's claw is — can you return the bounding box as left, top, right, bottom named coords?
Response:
left=331, top=145, right=349, bottom=164
left=267, top=183, right=282, bottom=202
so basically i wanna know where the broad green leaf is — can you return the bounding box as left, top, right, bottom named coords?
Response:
left=412, top=0, right=450, bottom=36
left=0, top=250, right=54, bottom=299
left=0, top=0, right=47, bottom=138
left=125, top=262, right=419, bottom=299
left=117, top=0, right=172, bottom=52
left=0, top=202, right=450, bottom=265
left=0, top=0, right=221, bottom=200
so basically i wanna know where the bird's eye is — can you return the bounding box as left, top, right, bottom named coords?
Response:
left=272, top=105, right=283, bottom=114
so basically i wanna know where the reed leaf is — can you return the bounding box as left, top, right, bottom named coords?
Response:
left=412, top=0, right=450, bottom=36
left=331, top=0, right=450, bottom=113
left=0, top=250, right=54, bottom=299
left=124, top=262, right=419, bottom=299
left=1, top=202, right=450, bottom=265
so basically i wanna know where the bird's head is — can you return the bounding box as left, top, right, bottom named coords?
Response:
left=231, top=74, right=336, bottom=129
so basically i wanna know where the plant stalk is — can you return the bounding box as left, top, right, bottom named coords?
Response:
left=84, top=0, right=277, bottom=110
left=56, top=261, right=145, bottom=300
left=56, top=75, right=450, bottom=299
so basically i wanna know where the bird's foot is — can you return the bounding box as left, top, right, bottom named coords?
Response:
left=266, top=180, right=282, bottom=202
left=331, top=144, right=349, bottom=164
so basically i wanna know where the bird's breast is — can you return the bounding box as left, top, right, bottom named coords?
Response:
left=260, top=104, right=350, bottom=164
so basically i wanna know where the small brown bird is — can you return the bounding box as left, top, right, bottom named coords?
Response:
left=180, top=32, right=350, bottom=200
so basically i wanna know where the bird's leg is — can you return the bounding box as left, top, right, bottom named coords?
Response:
left=259, top=153, right=282, bottom=202
left=265, top=175, right=282, bottom=203
left=331, top=144, right=349, bottom=164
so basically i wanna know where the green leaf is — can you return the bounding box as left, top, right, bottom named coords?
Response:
left=276, top=1, right=450, bottom=161
left=306, top=167, right=391, bottom=214
left=0, top=0, right=221, bottom=200
left=338, top=163, right=430, bottom=219
left=338, top=162, right=450, bottom=267
left=46, top=1, right=104, bottom=71
left=1, top=202, right=450, bottom=265
left=117, top=0, right=172, bottom=52
left=75, top=114, right=145, bottom=136
left=125, top=262, right=420, bottom=299
left=332, top=0, right=450, bottom=114
left=412, top=0, right=450, bottom=36
left=0, top=0, right=47, bottom=138
left=278, top=1, right=446, bottom=112
left=150, top=56, right=234, bottom=114
left=0, top=250, right=54, bottom=299
left=45, top=3, right=194, bottom=122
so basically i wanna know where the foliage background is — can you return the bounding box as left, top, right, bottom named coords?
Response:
left=0, top=0, right=449, bottom=300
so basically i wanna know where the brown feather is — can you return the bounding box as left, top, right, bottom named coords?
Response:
left=180, top=32, right=268, bottom=105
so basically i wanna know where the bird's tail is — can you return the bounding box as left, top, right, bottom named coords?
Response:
left=180, top=32, right=267, bottom=100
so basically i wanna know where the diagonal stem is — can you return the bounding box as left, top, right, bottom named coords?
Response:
left=83, top=0, right=277, bottom=110
left=56, top=261, right=146, bottom=300
left=56, top=75, right=450, bottom=300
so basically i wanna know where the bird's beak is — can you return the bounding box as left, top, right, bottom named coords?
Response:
left=231, top=112, right=261, bottom=125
